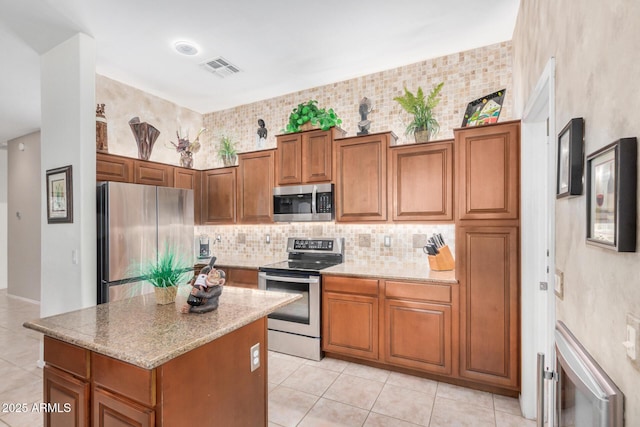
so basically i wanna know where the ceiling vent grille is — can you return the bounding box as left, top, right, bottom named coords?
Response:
left=201, top=57, right=241, bottom=78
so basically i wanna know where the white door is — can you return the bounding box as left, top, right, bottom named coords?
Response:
left=520, top=57, right=557, bottom=422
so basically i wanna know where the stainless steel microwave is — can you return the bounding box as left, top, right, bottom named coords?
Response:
left=273, top=183, right=334, bottom=222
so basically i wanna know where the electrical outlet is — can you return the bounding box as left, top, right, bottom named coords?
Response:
left=265, top=234, right=271, bottom=244
left=384, top=235, right=391, bottom=247
left=624, top=314, right=640, bottom=367
left=250, top=343, right=260, bottom=372
left=216, top=234, right=221, bottom=242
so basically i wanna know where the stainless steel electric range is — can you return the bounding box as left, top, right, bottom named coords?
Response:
left=259, top=237, right=344, bottom=361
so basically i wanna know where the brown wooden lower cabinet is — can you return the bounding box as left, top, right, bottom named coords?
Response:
left=456, top=225, right=520, bottom=391
left=42, top=317, right=267, bottom=426
left=43, top=365, right=90, bottom=427
left=322, top=276, right=379, bottom=360
left=384, top=299, right=453, bottom=375
left=220, top=266, right=258, bottom=289
left=93, top=387, right=154, bottom=427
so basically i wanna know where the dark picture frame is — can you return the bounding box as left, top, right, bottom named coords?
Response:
left=556, top=118, right=584, bottom=198
left=46, top=165, right=73, bottom=224
left=586, top=138, right=637, bottom=251
left=461, top=89, right=506, bottom=127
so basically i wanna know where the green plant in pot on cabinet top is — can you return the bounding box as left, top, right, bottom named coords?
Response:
left=284, top=100, right=342, bottom=133
left=141, top=244, right=191, bottom=305
left=394, top=82, right=444, bottom=143
left=218, top=135, right=238, bottom=167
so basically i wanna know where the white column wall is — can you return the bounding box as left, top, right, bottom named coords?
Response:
left=0, top=148, right=7, bottom=290
left=40, top=33, right=96, bottom=317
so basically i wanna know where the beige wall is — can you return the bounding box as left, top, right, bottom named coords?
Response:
left=96, top=75, right=204, bottom=168
left=513, top=0, right=640, bottom=424
left=7, top=132, right=41, bottom=301
left=201, top=42, right=514, bottom=168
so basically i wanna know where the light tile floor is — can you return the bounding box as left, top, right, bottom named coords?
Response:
left=268, top=352, right=537, bottom=427
left=0, top=289, right=537, bottom=426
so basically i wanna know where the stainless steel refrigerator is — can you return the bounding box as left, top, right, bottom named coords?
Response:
left=97, top=181, right=194, bottom=304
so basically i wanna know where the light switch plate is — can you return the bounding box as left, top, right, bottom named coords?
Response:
left=554, top=269, right=564, bottom=299
left=625, top=314, right=640, bottom=368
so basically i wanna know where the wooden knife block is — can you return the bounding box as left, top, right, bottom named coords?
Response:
left=428, top=245, right=455, bottom=271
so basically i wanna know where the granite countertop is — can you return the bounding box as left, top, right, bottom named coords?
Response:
left=195, top=256, right=282, bottom=270
left=23, top=286, right=300, bottom=370
left=322, top=262, right=457, bottom=283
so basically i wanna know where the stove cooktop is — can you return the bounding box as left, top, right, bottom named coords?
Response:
left=260, top=259, right=341, bottom=272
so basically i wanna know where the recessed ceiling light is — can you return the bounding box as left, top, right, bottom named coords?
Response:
left=174, top=41, right=199, bottom=56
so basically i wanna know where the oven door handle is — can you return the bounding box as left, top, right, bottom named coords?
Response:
left=311, top=185, right=317, bottom=215
left=259, top=272, right=319, bottom=284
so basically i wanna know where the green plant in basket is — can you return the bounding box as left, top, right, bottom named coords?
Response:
left=285, top=100, right=342, bottom=133
left=394, top=82, right=444, bottom=142
left=218, top=135, right=238, bottom=167
left=141, top=245, right=190, bottom=288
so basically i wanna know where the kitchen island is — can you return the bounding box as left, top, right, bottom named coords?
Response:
left=23, top=286, right=300, bottom=427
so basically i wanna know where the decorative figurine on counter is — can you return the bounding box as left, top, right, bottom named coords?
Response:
left=181, top=258, right=225, bottom=314
left=357, top=97, right=373, bottom=135
left=256, top=118, right=268, bottom=149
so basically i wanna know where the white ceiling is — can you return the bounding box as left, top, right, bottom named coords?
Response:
left=0, top=0, right=520, bottom=144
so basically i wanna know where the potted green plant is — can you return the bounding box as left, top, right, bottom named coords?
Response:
left=394, top=82, right=444, bottom=143
left=284, top=100, right=342, bottom=133
left=141, top=245, right=190, bottom=305
left=218, top=135, right=238, bottom=167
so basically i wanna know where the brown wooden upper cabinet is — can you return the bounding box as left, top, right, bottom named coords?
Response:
left=202, top=167, right=237, bottom=225
left=455, top=121, right=520, bottom=220
left=237, top=150, right=275, bottom=223
left=133, top=160, right=174, bottom=187
left=174, top=168, right=202, bottom=224
left=334, top=132, right=396, bottom=222
left=389, top=140, right=454, bottom=222
left=96, top=152, right=133, bottom=182
left=276, top=128, right=345, bottom=185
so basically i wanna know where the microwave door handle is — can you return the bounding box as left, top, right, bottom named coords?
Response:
left=311, top=185, right=317, bottom=215
left=259, top=272, right=319, bottom=284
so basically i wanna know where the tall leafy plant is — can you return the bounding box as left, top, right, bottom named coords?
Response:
left=394, top=82, right=444, bottom=140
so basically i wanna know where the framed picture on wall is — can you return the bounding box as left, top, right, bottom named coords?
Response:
left=556, top=118, right=584, bottom=198
left=586, top=138, right=637, bottom=251
left=461, top=89, right=506, bottom=127
left=46, top=165, right=73, bottom=224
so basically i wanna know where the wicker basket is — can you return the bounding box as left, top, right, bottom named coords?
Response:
left=154, top=286, right=178, bottom=305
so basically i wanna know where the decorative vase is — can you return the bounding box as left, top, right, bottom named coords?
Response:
left=96, top=103, right=108, bottom=153
left=414, top=129, right=431, bottom=143
left=222, top=154, right=237, bottom=167
left=180, top=151, right=193, bottom=169
left=154, top=286, right=177, bottom=305
left=129, top=117, right=160, bottom=160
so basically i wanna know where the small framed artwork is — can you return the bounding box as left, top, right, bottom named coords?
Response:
left=556, top=118, right=584, bottom=198
left=461, top=89, right=506, bottom=127
left=46, top=165, right=73, bottom=224
left=586, top=138, right=637, bottom=251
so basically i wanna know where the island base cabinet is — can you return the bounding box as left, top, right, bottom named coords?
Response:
left=43, top=365, right=90, bottom=427
left=41, top=318, right=267, bottom=427
left=93, top=387, right=154, bottom=427
left=157, top=317, right=267, bottom=427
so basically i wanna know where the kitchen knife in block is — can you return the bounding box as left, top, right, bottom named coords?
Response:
left=427, top=245, right=455, bottom=271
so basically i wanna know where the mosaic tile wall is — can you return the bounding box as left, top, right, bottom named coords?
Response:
left=195, top=223, right=455, bottom=264
left=200, top=41, right=513, bottom=168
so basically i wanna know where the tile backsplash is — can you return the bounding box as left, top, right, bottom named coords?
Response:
left=195, top=223, right=455, bottom=264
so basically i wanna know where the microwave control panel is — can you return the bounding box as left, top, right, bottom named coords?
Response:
left=317, top=192, right=332, bottom=213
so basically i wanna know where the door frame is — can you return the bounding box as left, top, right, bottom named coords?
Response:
left=520, top=57, right=556, bottom=421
